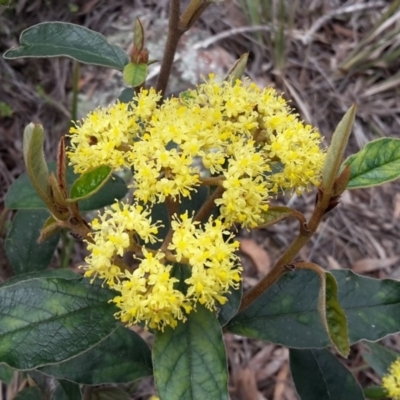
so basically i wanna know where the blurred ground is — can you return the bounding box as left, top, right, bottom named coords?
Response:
left=1, top=0, right=400, bottom=399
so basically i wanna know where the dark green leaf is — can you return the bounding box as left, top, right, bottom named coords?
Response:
left=5, top=210, right=60, bottom=275
left=1, top=269, right=81, bottom=289
left=6, top=164, right=127, bottom=211
left=153, top=305, right=229, bottom=400
left=123, top=63, right=148, bottom=87
left=40, top=325, right=152, bottom=384
left=334, top=270, right=400, bottom=344
left=4, top=22, right=129, bottom=70
left=14, top=387, right=42, bottom=400
left=69, top=165, right=112, bottom=201
left=179, top=185, right=209, bottom=216
left=218, top=281, right=242, bottom=326
left=290, top=348, right=364, bottom=400
left=227, top=270, right=329, bottom=348
left=0, top=277, right=117, bottom=369
left=90, top=387, right=131, bottom=400
left=5, top=171, right=47, bottom=209
left=55, top=380, right=82, bottom=400
left=362, top=342, right=398, bottom=377
left=325, top=272, right=349, bottom=357
left=228, top=269, right=400, bottom=347
left=118, top=88, right=134, bottom=104
left=144, top=201, right=170, bottom=250
left=0, top=363, right=13, bottom=384
left=343, top=138, right=400, bottom=189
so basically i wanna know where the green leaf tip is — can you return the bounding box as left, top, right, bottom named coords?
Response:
left=321, top=104, right=356, bottom=191
left=22, top=123, right=51, bottom=207
left=225, top=53, right=249, bottom=82
left=325, top=272, right=350, bottom=357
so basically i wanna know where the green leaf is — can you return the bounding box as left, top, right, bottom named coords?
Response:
left=290, top=348, right=364, bottom=400
left=5, top=164, right=127, bottom=211
left=14, top=387, right=42, bottom=400
left=4, top=210, right=60, bottom=275
left=343, top=138, right=400, bottom=189
left=325, top=272, right=349, bottom=357
left=69, top=169, right=127, bottom=211
left=4, top=22, right=129, bottom=70
left=321, top=105, right=356, bottom=190
left=362, top=342, right=398, bottom=377
left=153, top=305, right=229, bottom=400
left=69, top=165, right=112, bottom=201
left=90, top=387, right=131, bottom=400
left=123, top=63, right=148, bottom=87
left=0, top=363, right=13, bottom=384
left=0, top=277, right=117, bottom=369
left=363, top=385, right=388, bottom=399
left=40, top=325, right=152, bottom=384
left=22, top=123, right=51, bottom=208
left=228, top=269, right=400, bottom=348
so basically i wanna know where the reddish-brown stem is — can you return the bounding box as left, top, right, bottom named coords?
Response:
left=160, top=195, right=180, bottom=253
left=156, top=0, right=212, bottom=97
left=156, top=0, right=182, bottom=97
left=239, top=186, right=333, bottom=312
left=193, top=185, right=224, bottom=222
left=199, top=176, right=224, bottom=186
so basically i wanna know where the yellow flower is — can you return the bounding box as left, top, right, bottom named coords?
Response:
left=113, top=249, right=191, bottom=330
left=68, top=89, right=160, bottom=173
left=83, top=201, right=162, bottom=285
left=169, top=214, right=241, bottom=311
left=383, top=358, right=400, bottom=399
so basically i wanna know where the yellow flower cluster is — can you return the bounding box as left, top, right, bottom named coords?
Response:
left=85, top=207, right=240, bottom=330
left=69, top=76, right=325, bottom=228
left=383, top=358, right=400, bottom=399
left=68, top=89, right=160, bottom=173
left=69, top=75, right=325, bottom=330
